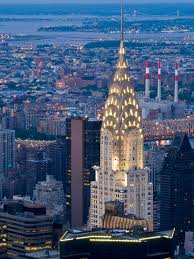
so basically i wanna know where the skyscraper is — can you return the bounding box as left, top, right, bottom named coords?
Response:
left=160, top=133, right=194, bottom=245
left=89, top=3, right=153, bottom=229
left=25, top=155, right=52, bottom=197
left=48, top=139, right=66, bottom=185
left=0, top=129, right=15, bottom=177
left=67, top=118, right=101, bottom=227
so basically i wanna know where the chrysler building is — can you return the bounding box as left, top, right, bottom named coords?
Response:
left=89, top=1, right=153, bottom=229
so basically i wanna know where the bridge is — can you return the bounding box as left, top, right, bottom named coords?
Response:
left=127, top=9, right=194, bottom=20
left=143, top=114, right=194, bottom=142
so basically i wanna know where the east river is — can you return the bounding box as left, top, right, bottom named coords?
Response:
left=0, top=14, right=194, bottom=46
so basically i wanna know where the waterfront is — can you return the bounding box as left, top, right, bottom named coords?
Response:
left=0, top=3, right=194, bottom=45
left=0, top=15, right=194, bottom=45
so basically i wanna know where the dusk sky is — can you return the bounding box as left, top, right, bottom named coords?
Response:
left=0, top=0, right=192, bottom=3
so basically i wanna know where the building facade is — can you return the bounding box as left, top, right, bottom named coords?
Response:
left=0, top=200, right=53, bottom=257
left=0, top=129, right=15, bottom=177
left=0, top=224, right=7, bottom=255
left=66, top=118, right=101, bottom=227
left=33, top=174, right=65, bottom=217
left=89, top=21, right=153, bottom=229
left=160, top=134, right=194, bottom=245
left=60, top=229, right=176, bottom=259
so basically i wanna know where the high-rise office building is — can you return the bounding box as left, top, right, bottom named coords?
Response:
left=0, top=200, right=53, bottom=257
left=0, top=224, right=6, bottom=255
left=144, top=142, right=166, bottom=230
left=160, top=133, right=194, bottom=245
left=65, top=118, right=101, bottom=227
left=26, top=155, right=52, bottom=197
left=89, top=6, right=153, bottom=229
left=0, top=129, right=15, bottom=177
left=33, top=175, right=65, bottom=217
left=48, top=139, right=66, bottom=184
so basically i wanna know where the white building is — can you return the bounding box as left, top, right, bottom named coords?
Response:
left=138, top=96, right=185, bottom=120
left=89, top=16, right=153, bottom=230
left=33, top=175, right=65, bottom=217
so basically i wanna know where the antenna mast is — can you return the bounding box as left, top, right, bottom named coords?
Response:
left=121, top=0, right=124, bottom=41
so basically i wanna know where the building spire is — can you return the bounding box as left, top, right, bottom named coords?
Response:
left=114, top=0, right=130, bottom=82
left=121, top=0, right=124, bottom=42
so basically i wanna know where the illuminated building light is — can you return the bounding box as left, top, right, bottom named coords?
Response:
left=76, top=235, right=112, bottom=240
left=91, top=2, right=150, bottom=230
left=25, top=245, right=51, bottom=251
left=85, top=230, right=174, bottom=244
left=61, top=238, right=74, bottom=242
left=0, top=243, right=7, bottom=247
left=90, top=239, right=140, bottom=243
left=163, top=228, right=175, bottom=239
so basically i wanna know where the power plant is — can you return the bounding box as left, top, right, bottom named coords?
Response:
left=138, top=60, right=185, bottom=120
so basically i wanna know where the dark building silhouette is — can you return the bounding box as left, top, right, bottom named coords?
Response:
left=65, top=118, right=101, bottom=227
left=60, top=229, right=176, bottom=259
left=26, top=155, right=52, bottom=197
left=48, top=138, right=67, bottom=184
left=160, top=133, right=194, bottom=245
left=0, top=129, right=15, bottom=177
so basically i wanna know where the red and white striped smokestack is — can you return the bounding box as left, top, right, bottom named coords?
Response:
left=174, top=62, right=179, bottom=103
left=145, top=60, right=150, bottom=99
left=157, top=60, right=161, bottom=102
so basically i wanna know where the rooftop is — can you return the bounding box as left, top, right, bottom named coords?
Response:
left=60, top=228, right=175, bottom=243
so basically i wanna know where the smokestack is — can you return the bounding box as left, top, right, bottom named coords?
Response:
left=174, top=62, right=179, bottom=103
left=157, top=61, right=161, bottom=102
left=145, top=60, right=150, bottom=99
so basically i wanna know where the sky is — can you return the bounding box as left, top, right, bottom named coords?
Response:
left=0, top=0, right=192, bottom=3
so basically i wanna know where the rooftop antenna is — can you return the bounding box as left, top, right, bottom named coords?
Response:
left=121, top=0, right=124, bottom=42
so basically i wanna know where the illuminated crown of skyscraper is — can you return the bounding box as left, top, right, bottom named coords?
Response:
left=102, top=1, right=142, bottom=137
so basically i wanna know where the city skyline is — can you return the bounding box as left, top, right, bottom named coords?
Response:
left=0, top=0, right=194, bottom=257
